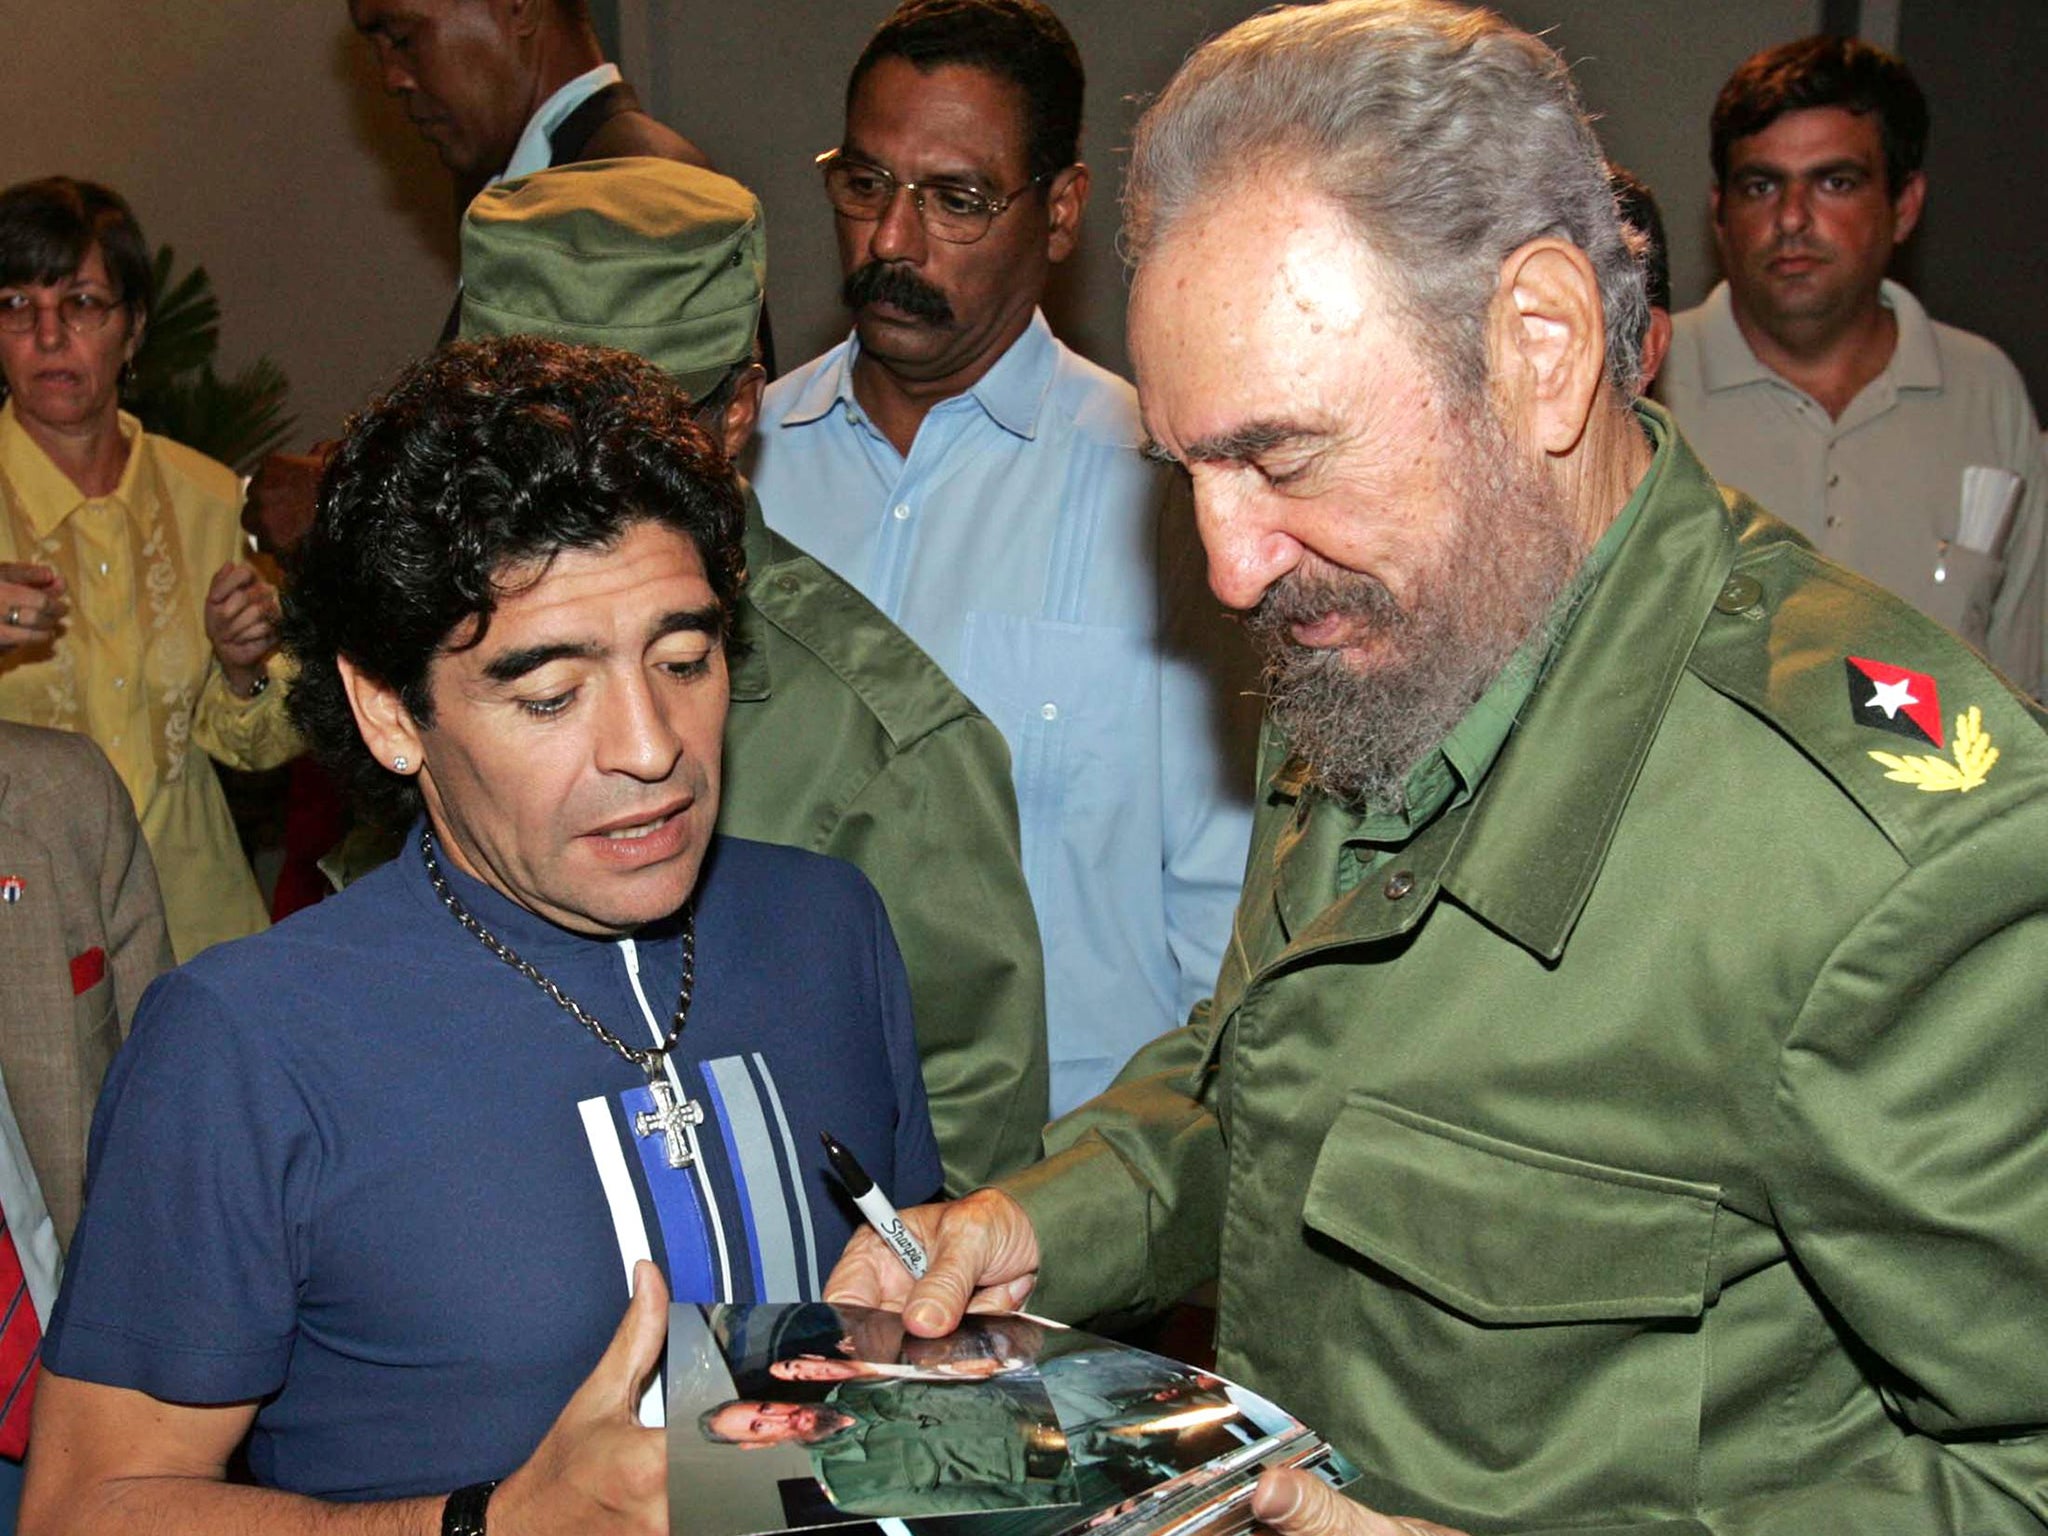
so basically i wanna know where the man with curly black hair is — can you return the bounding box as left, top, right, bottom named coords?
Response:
left=24, top=336, right=940, bottom=1535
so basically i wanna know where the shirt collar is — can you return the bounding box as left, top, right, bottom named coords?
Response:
left=777, top=308, right=1058, bottom=442
left=495, top=62, right=623, bottom=185
left=963, top=309, right=1057, bottom=439
left=1879, top=279, right=1943, bottom=390
left=0, top=399, right=145, bottom=538
left=1698, top=277, right=1944, bottom=395
left=1440, top=402, right=1732, bottom=959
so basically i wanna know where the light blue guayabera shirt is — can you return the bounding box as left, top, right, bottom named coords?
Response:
left=751, top=312, right=1259, bottom=1115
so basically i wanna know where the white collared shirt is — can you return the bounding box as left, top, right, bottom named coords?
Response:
left=493, top=61, right=624, bottom=185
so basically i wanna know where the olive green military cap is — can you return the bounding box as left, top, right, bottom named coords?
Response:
left=459, top=156, right=765, bottom=402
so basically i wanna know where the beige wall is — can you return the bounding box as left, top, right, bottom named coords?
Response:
left=1, top=1, right=1825, bottom=450
left=1493, top=0, right=1825, bottom=308
left=1897, top=0, right=2048, bottom=402
left=619, top=0, right=1820, bottom=382
left=2, top=4, right=458, bottom=450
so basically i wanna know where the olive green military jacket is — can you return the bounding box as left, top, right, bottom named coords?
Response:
left=810, top=1377, right=1074, bottom=1515
left=723, top=488, right=1047, bottom=1193
left=1005, top=415, right=2048, bottom=1533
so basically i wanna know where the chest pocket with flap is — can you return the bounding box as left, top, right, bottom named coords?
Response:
left=1291, top=1095, right=1727, bottom=1522
left=1304, top=1095, right=1724, bottom=1324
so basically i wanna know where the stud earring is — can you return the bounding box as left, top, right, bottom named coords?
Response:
left=392, top=755, right=410, bottom=772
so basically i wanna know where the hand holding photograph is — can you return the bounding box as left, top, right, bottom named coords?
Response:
left=667, top=1303, right=1355, bottom=1536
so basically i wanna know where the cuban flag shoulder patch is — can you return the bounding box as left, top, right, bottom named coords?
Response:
left=1846, top=656, right=1943, bottom=748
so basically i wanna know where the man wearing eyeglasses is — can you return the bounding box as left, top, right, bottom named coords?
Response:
left=751, top=0, right=1259, bottom=1119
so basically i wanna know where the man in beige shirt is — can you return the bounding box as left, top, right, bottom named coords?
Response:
left=1658, top=34, right=2044, bottom=696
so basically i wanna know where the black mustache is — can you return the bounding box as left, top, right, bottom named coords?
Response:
left=842, top=261, right=954, bottom=324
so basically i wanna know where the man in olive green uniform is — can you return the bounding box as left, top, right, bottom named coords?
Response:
left=704, top=1354, right=1210, bottom=1515
left=826, top=4, right=2048, bottom=1534
left=454, top=158, right=1048, bottom=1192
left=702, top=1378, right=1077, bottom=1515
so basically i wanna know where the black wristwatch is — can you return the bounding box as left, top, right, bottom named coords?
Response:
left=441, top=1479, right=499, bottom=1536
left=235, top=670, right=271, bottom=701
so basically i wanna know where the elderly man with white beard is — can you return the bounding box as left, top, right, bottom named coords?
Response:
left=824, top=3, right=2048, bottom=1534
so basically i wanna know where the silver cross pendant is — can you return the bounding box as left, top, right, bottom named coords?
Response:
left=635, top=1074, right=706, bottom=1169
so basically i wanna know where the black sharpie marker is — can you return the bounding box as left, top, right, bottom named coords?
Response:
left=820, top=1130, right=930, bottom=1279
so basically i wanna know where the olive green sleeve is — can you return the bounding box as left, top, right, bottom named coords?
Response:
left=1730, top=802, right=2048, bottom=1533
left=1702, top=1441, right=2048, bottom=1536
left=1001, top=1001, right=1228, bottom=1328
left=829, top=713, right=1048, bottom=1195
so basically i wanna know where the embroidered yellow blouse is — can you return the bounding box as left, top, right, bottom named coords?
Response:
left=0, top=400, right=299, bottom=959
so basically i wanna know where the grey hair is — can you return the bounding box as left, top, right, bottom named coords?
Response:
left=1124, top=0, right=1648, bottom=399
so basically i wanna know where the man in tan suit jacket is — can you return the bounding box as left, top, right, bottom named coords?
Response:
left=0, top=722, right=173, bottom=1247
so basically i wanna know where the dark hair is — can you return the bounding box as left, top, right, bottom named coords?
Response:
left=283, top=336, right=748, bottom=829
left=1710, top=34, right=1928, bottom=195
left=1608, top=164, right=1669, bottom=313
left=850, top=0, right=1084, bottom=182
left=0, top=176, right=152, bottom=321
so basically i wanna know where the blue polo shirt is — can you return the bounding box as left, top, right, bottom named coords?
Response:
left=45, top=830, right=940, bottom=1501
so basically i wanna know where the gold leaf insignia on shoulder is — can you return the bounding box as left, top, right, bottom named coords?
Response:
left=1868, top=705, right=1999, bottom=793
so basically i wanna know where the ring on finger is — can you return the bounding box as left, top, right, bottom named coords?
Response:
left=5, top=605, right=18, bottom=628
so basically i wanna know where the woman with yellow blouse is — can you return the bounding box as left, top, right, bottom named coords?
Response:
left=0, top=178, right=298, bottom=960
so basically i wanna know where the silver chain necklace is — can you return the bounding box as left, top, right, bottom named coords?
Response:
left=420, top=826, right=706, bottom=1167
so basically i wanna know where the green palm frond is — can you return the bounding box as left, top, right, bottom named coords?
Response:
left=140, top=359, right=297, bottom=472
left=131, top=247, right=219, bottom=385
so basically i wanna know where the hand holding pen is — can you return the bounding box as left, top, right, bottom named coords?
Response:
left=820, top=1131, right=930, bottom=1278
left=820, top=1131, right=1041, bottom=1333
